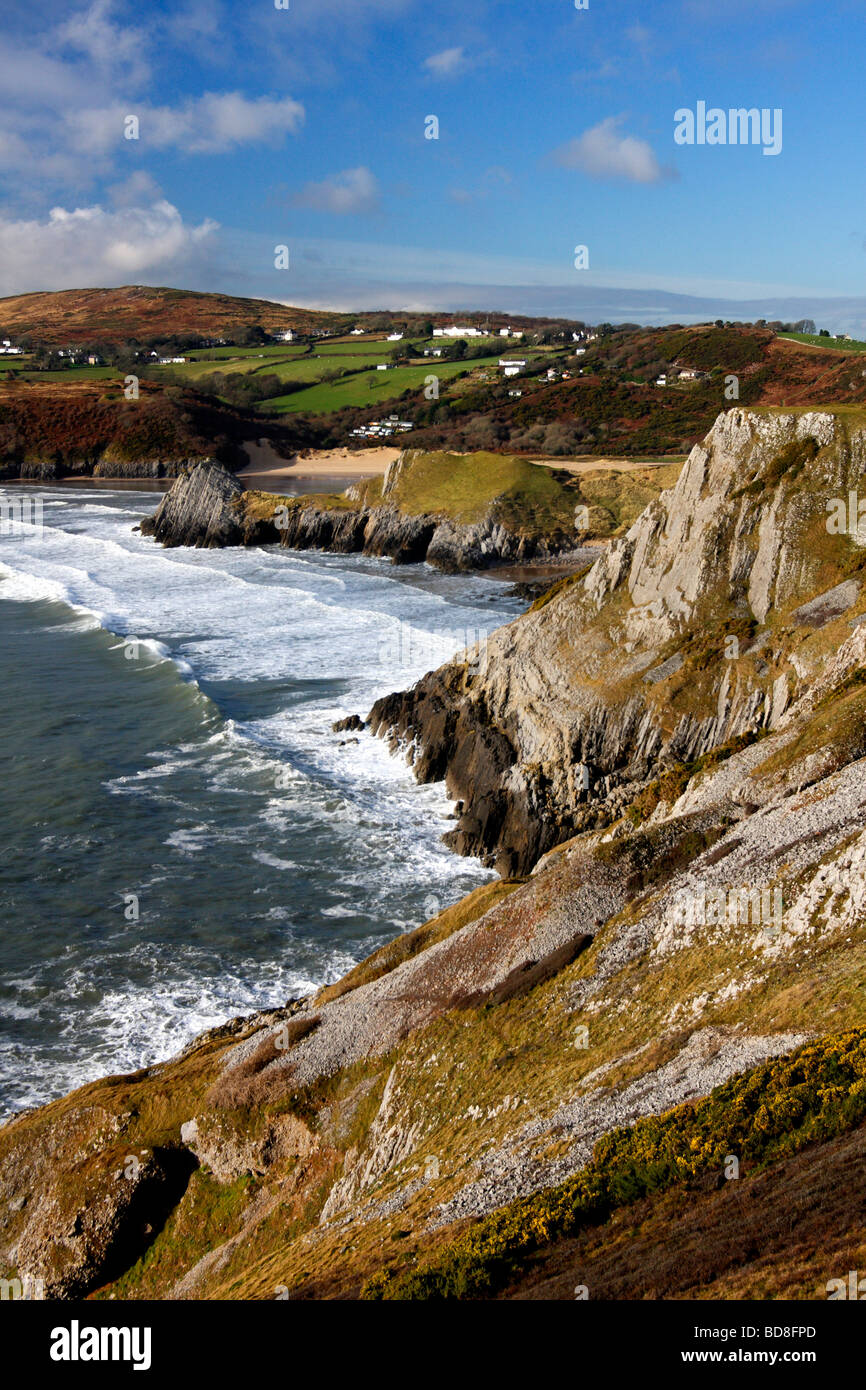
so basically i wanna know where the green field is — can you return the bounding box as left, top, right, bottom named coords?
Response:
left=183, top=343, right=308, bottom=361
left=778, top=332, right=866, bottom=353
left=18, top=366, right=123, bottom=382
left=310, top=340, right=393, bottom=356
left=262, top=361, right=480, bottom=414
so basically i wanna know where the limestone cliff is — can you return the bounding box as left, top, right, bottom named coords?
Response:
left=139, top=461, right=251, bottom=548
left=368, top=409, right=866, bottom=874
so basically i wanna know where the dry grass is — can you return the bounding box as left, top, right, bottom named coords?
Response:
left=206, top=1017, right=320, bottom=1110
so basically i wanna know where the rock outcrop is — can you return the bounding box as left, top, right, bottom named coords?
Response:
left=141, top=449, right=596, bottom=571
left=139, top=460, right=248, bottom=548
left=369, top=409, right=866, bottom=873
left=273, top=501, right=575, bottom=571
left=7, top=406, right=866, bottom=1304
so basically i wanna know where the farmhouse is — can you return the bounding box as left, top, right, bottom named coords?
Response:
left=433, top=326, right=486, bottom=338
left=499, top=358, right=526, bottom=378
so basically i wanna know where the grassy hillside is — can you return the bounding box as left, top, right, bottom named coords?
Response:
left=384, top=449, right=681, bottom=535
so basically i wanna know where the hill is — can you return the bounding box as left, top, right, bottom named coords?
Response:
left=0, top=286, right=343, bottom=346
left=402, top=324, right=866, bottom=458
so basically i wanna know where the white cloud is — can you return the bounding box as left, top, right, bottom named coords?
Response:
left=67, top=92, right=305, bottom=157
left=424, top=46, right=468, bottom=78
left=553, top=117, right=667, bottom=183
left=291, top=167, right=381, bottom=216
left=54, top=0, right=148, bottom=81
left=107, top=171, right=163, bottom=208
left=0, top=200, right=218, bottom=295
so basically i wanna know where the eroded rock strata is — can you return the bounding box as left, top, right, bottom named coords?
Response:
left=369, top=409, right=866, bottom=873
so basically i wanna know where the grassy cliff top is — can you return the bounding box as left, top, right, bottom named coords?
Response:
left=386, top=449, right=574, bottom=527
left=243, top=450, right=682, bottom=540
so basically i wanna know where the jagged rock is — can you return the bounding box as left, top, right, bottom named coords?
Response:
left=140, top=448, right=590, bottom=572
left=333, top=714, right=365, bottom=733
left=369, top=409, right=866, bottom=872
left=140, top=460, right=244, bottom=548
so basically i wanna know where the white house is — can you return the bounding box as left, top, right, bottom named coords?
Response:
left=387, top=332, right=404, bottom=341
left=350, top=327, right=364, bottom=335
left=279, top=330, right=294, bottom=342
left=573, top=347, right=586, bottom=356
left=376, top=364, right=388, bottom=371
left=656, top=374, right=668, bottom=387
left=499, top=358, right=526, bottom=377
left=433, top=326, right=485, bottom=338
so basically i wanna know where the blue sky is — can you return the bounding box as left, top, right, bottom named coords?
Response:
left=2, top=0, right=865, bottom=326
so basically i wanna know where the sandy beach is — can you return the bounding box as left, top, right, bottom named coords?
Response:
left=237, top=441, right=686, bottom=488
left=238, top=441, right=400, bottom=482
left=529, top=454, right=686, bottom=475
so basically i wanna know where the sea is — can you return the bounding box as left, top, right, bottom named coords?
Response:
left=0, top=480, right=520, bottom=1114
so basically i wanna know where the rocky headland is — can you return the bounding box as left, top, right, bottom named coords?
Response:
left=139, top=446, right=673, bottom=573
left=4, top=406, right=866, bottom=1302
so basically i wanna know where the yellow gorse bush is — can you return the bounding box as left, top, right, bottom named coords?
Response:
left=364, top=1029, right=866, bottom=1300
